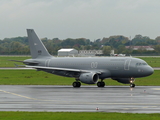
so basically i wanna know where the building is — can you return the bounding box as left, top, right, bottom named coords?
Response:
left=58, top=48, right=78, bottom=56
left=79, top=50, right=103, bottom=56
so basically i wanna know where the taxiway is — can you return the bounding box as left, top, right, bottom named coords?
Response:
left=0, top=85, right=160, bottom=113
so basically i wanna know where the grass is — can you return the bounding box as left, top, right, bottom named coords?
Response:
left=134, top=70, right=159, bottom=86
left=0, top=69, right=159, bottom=86
left=0, top=112, right=159, bottom=120
left=0, top=56, right=160, bottom=67
left=0, top=70, right=74, bottom=85
left=0, top=56, right=30, bottom=67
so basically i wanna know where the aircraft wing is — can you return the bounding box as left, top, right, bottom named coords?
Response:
left=26, top=65, right=102, bottom=74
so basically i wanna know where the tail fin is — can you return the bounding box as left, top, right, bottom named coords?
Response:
left=27, top=29, right=52, bottom=59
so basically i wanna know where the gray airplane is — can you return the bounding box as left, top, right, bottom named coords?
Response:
left=21, top=29, right=154, bottom=88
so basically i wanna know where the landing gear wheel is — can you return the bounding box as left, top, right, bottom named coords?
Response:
left=130, top=83, right=135, bottom=88
left=97, top=82, right=105, bottom=87
left=72, top=82, right=81, bottom=88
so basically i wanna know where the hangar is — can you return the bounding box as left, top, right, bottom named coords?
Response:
left=58, top=48, right=78, bottom=56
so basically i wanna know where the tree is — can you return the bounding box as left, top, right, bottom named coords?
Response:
left=117, top=45, right=126, bottom=54
left=102, top=46, right=111, bottom=55
left=154, top=45, right=160, bottom=53
left=132, top=35, right=156, bottom=46
left=155, top=36, right=160, bottom=44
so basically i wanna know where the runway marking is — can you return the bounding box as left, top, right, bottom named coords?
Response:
left=0, top=90, right=55, bottom=101
left=0, top=90, right=38, bottom=100
left=152, top=88, right=160, bottom=90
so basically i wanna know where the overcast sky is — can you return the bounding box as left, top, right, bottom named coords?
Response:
left=0, top=0, right=160, bottom=40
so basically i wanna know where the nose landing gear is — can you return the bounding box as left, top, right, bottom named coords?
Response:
left=130, top=78, right=135, bottom=88
left=130, top=83, right=135, bottom=88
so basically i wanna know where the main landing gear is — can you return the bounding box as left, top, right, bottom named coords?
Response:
left=97, top=80, right=105, bottom=87
left=72, top=81, right=81, bottom=88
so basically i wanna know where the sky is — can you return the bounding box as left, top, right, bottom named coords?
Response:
left=0, top=0, right=160, bottom=41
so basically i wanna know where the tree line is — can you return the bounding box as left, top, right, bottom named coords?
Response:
left=0, top=34, right=160, bottom=56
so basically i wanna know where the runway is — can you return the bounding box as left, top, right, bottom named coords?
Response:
left=0, top=85, right=160, bottom=113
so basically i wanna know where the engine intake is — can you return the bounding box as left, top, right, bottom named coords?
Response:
left=79, top=73, right=99, bottom=84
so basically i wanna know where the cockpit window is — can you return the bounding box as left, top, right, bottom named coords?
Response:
left=136, top=63, right=147, bottom=66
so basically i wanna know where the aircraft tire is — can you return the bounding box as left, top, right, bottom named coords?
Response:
left=130, top=83, right=135, bottom=88
left=97, top=82, right=101, bottom=87
left=72, top=82, right=81, bottom=88
left=77, top=82, right=81, bottom=87
left=97, top=82, right=105, bottom=87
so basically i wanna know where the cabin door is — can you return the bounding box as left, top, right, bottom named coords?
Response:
left=124, top=59, right=131, bottom=70
left=45, top=59, right=51, bottom=67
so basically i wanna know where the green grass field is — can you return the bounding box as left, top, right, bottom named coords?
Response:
left=0, top=112, right=159, bottom=120
left=0, top=69, right=159, bottom=85
left=0, top=56, right=30, bottom=67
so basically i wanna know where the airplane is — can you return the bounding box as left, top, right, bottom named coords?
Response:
left=18, top=29, right=154, bottom=88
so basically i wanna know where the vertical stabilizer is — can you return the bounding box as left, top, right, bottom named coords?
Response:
left=27, top=29, right=52, bottom=59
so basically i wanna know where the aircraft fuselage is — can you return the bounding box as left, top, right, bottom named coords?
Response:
left=24, top=56, right=153, bottom=79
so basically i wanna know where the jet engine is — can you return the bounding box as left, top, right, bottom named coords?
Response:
left=111, top=78, right=133, bottom=84
left=79, top=73, right=99, bottom=84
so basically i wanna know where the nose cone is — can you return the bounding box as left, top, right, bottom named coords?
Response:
left=144, top=66, right=154, bottom=76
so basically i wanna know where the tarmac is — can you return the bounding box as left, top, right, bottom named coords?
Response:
left=0, top=85, right=160, bottom=113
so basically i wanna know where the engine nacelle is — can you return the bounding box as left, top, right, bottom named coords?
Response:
left=112, top=78, right=132, bottom=84
left=79, top=73, right=99, bottom=84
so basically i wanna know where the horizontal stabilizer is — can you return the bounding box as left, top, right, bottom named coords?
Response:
left=9, top=59, right=39, bottom=65
left=9, top=60, right=24, bottom=63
